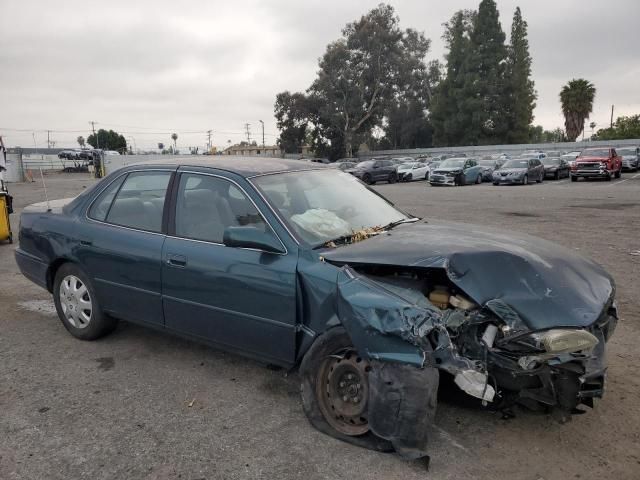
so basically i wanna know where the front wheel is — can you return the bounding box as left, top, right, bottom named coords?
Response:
left=53, top=263, right=117, bottom=340
left=300, top=327, right=391, bottom=451
left=615, top=168, right=622, bottom=179
left=404, top=173, right=412, bottom=182
left=388, top=172, right=397, bottom=184
left=362, top=173, right=372, bottom=185
left=475, top=174, right=482, bottom=184
left=522, top=174, right=529, bottom=185
left=571, top=175, right=578, bottom=182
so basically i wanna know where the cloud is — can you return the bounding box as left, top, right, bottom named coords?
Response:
left=1, top=0, right=638, bottom=149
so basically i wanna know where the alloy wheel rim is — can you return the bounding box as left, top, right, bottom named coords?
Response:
left=59, top=275, right=92, bottom=329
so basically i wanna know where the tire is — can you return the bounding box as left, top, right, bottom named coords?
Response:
left=53, top=263, right=117, bottom=340
left=404, top=173, right=412, bottom=182
left=523, top=174, right=528, bottom=185
left=554, top=171, right=559, bottom=180
left=537, top=172, right=543, bottom=183
left=388, top=172, right=397, bottom=184
left=475, top=174, right=482, bottom=184
left=493, top=182, right=499, bottom=186
left=571, top=175, right=578, bottom=182
left=615, top=168, right=621, bottom=179
left=424, top=172, right=429, bottom=181
left=300, top=327, right=392, bottom=452
left=362, top=173, right=372, bottom=185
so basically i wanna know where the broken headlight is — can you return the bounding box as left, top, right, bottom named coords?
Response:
left=531, top=329, right=599, bottom=354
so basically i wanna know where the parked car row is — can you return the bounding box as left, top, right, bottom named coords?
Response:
left=337, top=145, right=639, bottom=187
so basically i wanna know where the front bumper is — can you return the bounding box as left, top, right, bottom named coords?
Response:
left=493, top=175, right=524, bottom=184
left=571, top=169, right=610, bottom=178
left=429, top=174, right=456, bottom=185
left=621, top=159, right=638, bottom=170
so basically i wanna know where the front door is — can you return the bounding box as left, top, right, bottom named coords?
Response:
left=161, top=171, right=298, bottom=365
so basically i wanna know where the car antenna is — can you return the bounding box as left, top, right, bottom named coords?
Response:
left=39, top=168, right=51, bottom=212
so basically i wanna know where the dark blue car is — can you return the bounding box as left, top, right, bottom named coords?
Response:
left=15, top=157, right=617, bottom=460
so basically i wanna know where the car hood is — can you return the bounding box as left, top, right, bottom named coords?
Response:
left=432, top=167, right=462, bottom=174
left=322, top=222, right=614, bottom=332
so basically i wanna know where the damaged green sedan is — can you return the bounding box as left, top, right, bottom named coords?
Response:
left=15, top=157, right=617, bottom=461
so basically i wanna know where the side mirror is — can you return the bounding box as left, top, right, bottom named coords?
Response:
left=223, top=226, right=285, bottom=254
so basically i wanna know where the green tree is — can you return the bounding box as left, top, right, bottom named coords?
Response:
left=460, top=0, right=508, bottom=145
left=171, top=133, right=178, bottom=153
left=274, top=91, right=312, bottom=154
left=505, top=7, right=536, bottom=143
left=559, top=79, right=596, bottom=141
left=528, top=125, right=566, bottom=143
left=87, top=129, right=127, bottom=153
left=308, top=4, right=431, bottom=157
left=431, top=10, right=475, bottom=146
left=77, top=135, right=85, bottom=148
left=595, top=115, right=640, bottom=140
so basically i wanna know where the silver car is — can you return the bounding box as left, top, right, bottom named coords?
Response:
left=617, top=147, right=639, bottom=171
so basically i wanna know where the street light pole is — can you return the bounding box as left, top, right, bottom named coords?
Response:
left=127, top=136, right=137, bottom=154
left=259, top=120, right=265, bottom=149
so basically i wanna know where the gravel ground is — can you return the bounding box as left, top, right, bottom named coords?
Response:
left=1, top=171, right=639, bottom=480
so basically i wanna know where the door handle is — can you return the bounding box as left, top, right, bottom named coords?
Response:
left=166, top=253, right=187, bottom=267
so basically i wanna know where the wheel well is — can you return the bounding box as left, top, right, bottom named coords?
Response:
left=46, top=259, right=71, bottom=293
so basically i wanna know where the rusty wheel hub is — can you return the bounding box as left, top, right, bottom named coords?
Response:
left=317, top=350, right=370, bottom=436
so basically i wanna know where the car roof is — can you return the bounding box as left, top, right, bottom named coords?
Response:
left=127, top=156, right=327, bottom=177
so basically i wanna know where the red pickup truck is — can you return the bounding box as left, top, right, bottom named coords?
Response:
left=571, top=147, right=623, bottom=182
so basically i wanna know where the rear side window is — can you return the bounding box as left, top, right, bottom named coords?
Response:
left=103, top=171, right=171, bottom=232
left=88, top=174, right=126, bottom=221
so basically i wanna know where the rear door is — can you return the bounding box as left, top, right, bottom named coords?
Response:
left=160, top=170, right=298, bottom=365
left=78, top=169, right=173, bottom=326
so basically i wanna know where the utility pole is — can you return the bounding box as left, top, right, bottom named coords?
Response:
left=89, top=121, right=98, bottom=149
left=244, top=123, right=251, bottom=143
left=206, top=130, right=212, bottom=152
left=610, top=105, right=614, bottom=128
left=258, top=120, right=265, bottom=148
left=47, top=130, right=51, bottom=149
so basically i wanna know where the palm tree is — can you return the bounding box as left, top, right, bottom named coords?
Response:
left=559, top=79, right=596, bottom=141
left=77, top=136, right=85, bottom=148
left=171, top=133, right=178, bottom=154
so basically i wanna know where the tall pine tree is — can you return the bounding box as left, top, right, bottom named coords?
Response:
left=459, top=0, right=508, bottom=145
left=505, top=7, right=536, bottom=143
left=431, top=10, right=475, bottom=146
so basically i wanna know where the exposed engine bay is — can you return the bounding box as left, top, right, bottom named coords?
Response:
left=337, top=264, right=617, bottom=421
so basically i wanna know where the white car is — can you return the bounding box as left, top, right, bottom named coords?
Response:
left=561, top=151, right=581, bottom=167
left=397, top=162, right=430, bottom=182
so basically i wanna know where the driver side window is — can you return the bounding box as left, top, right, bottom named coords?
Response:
left=174, top=174, right=267, bottom=244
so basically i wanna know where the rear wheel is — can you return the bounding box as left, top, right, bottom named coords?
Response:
left=362, top=173, right=372, bottom=185
left=475, top=174, right=482, bottom=184
left=300, top=327, right=391, bottom=451
left=554, top=171, right=559, bottom=180
left=53, top=263, right=117, bottom=340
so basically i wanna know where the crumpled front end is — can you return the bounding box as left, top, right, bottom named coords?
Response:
left=331, top=262, right=616, bottom=456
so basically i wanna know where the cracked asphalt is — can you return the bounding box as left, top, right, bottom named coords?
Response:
left=1, top=171, right=639, bottom=480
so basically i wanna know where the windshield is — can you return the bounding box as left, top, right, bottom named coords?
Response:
left=617, top=148, right=636, bottom=155
left=253, top=170, right=408, bottom=246
left=581, top=149, right=610, bottom=157
left=439, top=159, right=465, bottom=168
left=503, top=159, right=529, bottom=168
left=399, top=162, right=418, bottom=169
left=356, top=161, right=374, bottom=168
left=542, top=158, right=561, bottom=166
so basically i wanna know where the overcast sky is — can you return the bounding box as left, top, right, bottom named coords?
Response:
left=1, top=0, right=639, bottom=150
